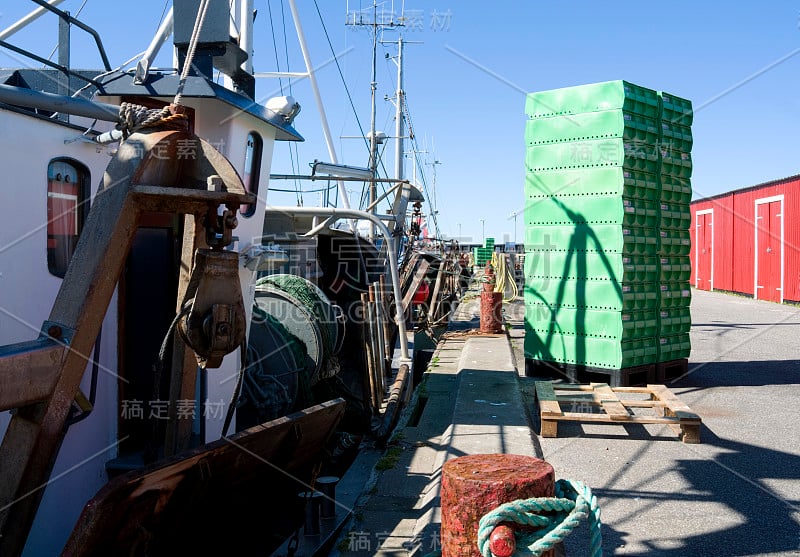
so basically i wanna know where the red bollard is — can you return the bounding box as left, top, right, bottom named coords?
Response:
left=480, top=291, right=503, bottom=333
left=480, top=262, right=503, bottom=333
left=440, top=454, right=555, bottom=557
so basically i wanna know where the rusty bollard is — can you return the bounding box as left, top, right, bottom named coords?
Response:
left=440, top=454, right=556, bottom=557
left=480, top=262, right=503, bottom=333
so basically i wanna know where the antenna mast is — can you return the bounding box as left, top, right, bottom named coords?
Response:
left=346, top=0, right=404, bottom=239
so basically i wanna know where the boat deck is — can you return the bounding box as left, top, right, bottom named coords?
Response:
left=316, top=282, right=800, bottom=557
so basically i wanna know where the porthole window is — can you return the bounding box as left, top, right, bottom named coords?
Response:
left=47, top=159, right=90, bottom=277
left=241, top=132, right=263, bottom=218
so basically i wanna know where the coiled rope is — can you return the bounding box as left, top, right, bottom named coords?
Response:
left=114, top=0, right=209, bottom=138
left=256, top=274, right=338, bottom=358
left=491, top=252, right=519, bottom=303
left=117, top=102, right=184, bottom=137
left=476, top=479, right=602, bottom=557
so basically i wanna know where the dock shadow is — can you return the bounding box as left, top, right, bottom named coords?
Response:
left=528, top=395, right=800, bottom=554
left=670, top=359, right=800, bottom=389
left=593, top=427, right=800, bottom=556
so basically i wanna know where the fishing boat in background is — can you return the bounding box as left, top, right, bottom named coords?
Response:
left=0, top=1, right=464, bottom=555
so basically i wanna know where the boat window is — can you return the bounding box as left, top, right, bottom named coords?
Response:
left=241, top=131, right=263, bottom=218
left=47, top=159, right=90, bottom=278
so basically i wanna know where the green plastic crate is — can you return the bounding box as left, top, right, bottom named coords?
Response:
left=525, top=224, right=658, bottom=255
left=523, top=280, right=659, bottom=311
left=660, top=175, right=692, bottom=204
left=660, top=256, right=692, bottom=282
left=524, top=250, right=658, bottom=283
left=525, top=110, right=659, bottom=146
left=524, top=168, right=659, bottom=201
left=659, top=282, right=692, bottom=309
left=525, top=138, right=659, bottom=174
left=525, top=305, right=659, bottom=340
left=657, top=333, right=691, bottom=362
left=659, top=308, right=692, bottom=335
left=659, top=230, right=691, bottom=256
left=525, top=80, right=660, bottom=120
left=660, top=203, right=691, bottom=230
left=660, top=148, right=692, bottom=178
left=659, top=91, right=693, bottom=126
left=524, top=195, right=659, bottom=228
left=660, top=121, right=693, bottom=152
left=524, top=329, right=658, bottom=369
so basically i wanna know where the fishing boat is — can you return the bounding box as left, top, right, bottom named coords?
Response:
left=0, top=1, right=463, bottom=555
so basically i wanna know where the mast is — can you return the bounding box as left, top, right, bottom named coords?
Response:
left=347, top=2, right=410, bottom=240
left=367, top=0, right=379, bottom=239
left=394, top=36, right=404, bottom=182
left=287, top=0, right=353, bottom=212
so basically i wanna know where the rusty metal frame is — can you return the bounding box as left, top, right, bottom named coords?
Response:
left=0, top=128, right=252, bottom=557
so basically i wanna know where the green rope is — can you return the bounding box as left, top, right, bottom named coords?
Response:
left=256, top=274, right=338, bottom=358
left=246, top=304, right=313, bottom=409
left=476, top=479, right=602, bottom=557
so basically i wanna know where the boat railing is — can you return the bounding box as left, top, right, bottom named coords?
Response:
left=0, top=1, right=113, bottom=85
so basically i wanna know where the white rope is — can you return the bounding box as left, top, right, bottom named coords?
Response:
left=173, top=0, right=212, bottom=106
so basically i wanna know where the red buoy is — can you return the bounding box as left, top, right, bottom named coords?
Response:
left=440, top=454, right=555, bottom=557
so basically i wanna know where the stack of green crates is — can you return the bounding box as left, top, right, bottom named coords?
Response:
left=657, top=92, right=692, bottom=363
left=523, top=80, right=691, bottom=371
left=473, top=237, right=496, bottom=267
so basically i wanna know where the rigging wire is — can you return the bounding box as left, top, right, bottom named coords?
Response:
left=266, top=0, right=284, bottom=91
left=280, top=0, right=304, bottom=204
left=312, top=0, right=370, bottom=156
left=312, top=0, right=398, bottom=216
left=402, top=93, right=441, bottom=238
left=266, top=0, right=302, bottom=203
left=316, top=0, right=395, bottom=197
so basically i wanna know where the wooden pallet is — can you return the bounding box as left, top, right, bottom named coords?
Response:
left=535, top=381, right=701, bottom=443
left=656, top=358, right=689, bottom=383
left=526, top=359, right=656, bottom=387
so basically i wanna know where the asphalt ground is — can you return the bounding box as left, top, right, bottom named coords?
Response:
left=510, top=288, right=800, bottom=556
left=329, top=285, right=800, bottom=557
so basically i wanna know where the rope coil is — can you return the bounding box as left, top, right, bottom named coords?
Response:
left=477, top=479, right=602, bottom=557
left=117, top=102, right=187, bottom=138
left=491, top=252, right=519, bottom=303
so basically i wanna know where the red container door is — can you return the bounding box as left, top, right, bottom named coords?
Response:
left=755, top=199, right=783, bottom=302
left=695, top=211, right=713, bottom=290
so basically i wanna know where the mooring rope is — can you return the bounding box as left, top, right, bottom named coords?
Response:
left=491, top=251, right=519, bottom=303
left=174, top=0, right=211, bottom=106
left=476, top=479, right=602, bottom=557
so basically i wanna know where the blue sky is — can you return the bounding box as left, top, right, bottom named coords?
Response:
left=4, top=1, right=800, bottom=244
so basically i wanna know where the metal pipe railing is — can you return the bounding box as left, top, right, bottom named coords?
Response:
left=28, top=0, right=112, bottom=70
left=0, top=0, right=67, bottom=41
